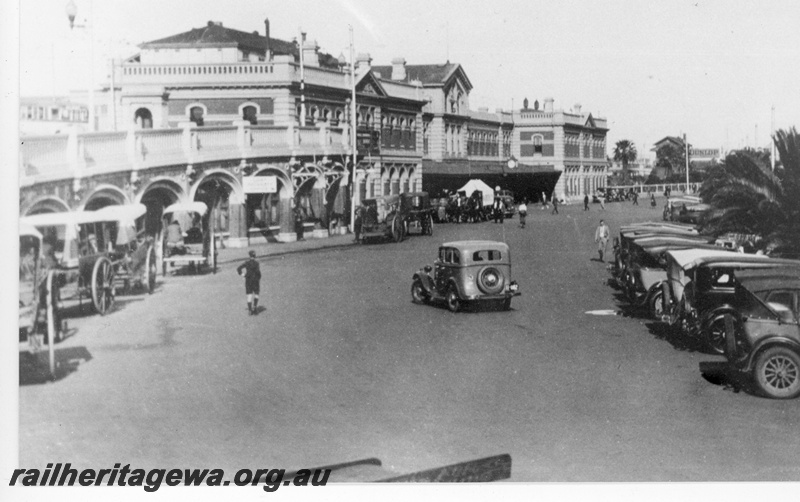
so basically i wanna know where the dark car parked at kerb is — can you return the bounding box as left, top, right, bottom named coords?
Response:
left=685, top=265, right=800, bottom=355
left=411, top=240, right=520, bottom=312
left=723, top=273, right=800, bottom=399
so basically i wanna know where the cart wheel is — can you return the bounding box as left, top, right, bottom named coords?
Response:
left=91, top=257, right=116, bottom=315
left=146, top=245, right=157, bottom=294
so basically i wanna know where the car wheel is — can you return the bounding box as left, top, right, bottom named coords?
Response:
left=445, top=287, right=460, bottom=313
left=705, top=315, right=733, bottom=355
left=753, top=347, right=800, bottom=399
left=476, top=266, right=505, bottom=295
left=411, top=280, right=429, bottom=305
left=649, top=290, right=664, bottom=319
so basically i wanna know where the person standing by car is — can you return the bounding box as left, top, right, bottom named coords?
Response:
left=293, top=205, right=305, bottom=241
left=584, top=194, right=590, bottom=211
left=518, top=200, right=527, bottom=228
left=237, top=250, right=262, bottom=315
left=595, top=219, right=610, bottom=262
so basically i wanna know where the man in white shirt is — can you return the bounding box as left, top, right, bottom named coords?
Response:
left=518, top=201, right=528, bottom=228
left=595, top=219, right=610, bottom=262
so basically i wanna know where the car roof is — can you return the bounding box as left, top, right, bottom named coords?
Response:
left=442, top=240, right=510, bottom=252
left=641, top=243, right=722, bottom=255
left=633, top=236, right=712, bottom=247
left=666, top=248, right=740, bottom=268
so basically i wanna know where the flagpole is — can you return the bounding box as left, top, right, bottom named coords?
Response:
left=349, top=25, right=357, bottom=233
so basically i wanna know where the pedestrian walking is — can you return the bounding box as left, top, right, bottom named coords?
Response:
left=237, top=250, right=262, bottom=315
left=632, top=191, right=639, bottom=205
left=518, top=200, right=527, bottom=228
left=595, top=219, right=610, bottom=262
left=584, top=194, right=590, bottom=211
left=599, top=196, right=606, bottom=211
left=493, top=196, right=505, bottom=223
left=293, top=205, right=305, bottom=241
left=541, top=191, right=548, bottom=210
left=650, top=192, right=656, bottom=208
left=551, top=195, right=559, bottom=214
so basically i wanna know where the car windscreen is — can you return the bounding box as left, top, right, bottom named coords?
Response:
left=472, top=250, right=502, bottom=262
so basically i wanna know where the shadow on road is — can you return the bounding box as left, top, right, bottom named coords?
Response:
left=698, top=360, right=757, bottom=397
left=19, top=346, right=93, bottom=385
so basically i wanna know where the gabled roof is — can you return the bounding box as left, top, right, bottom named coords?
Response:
left=141, top=21, right=340, bottom=69
left=371, top=63, right=472, bottom=91
left=584, top=114, right=596, bottom=128
left=355, top=71, right=387, bottom=97
left=653, top=136, right=685, bottom=150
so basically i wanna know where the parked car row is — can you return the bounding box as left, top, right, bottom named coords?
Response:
left=610, top=221, right=800, bottom=399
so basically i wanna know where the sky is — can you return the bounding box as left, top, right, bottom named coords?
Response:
left=11, top=0, right=800, bottom=159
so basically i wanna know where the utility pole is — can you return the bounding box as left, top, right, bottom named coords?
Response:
left=110, top=58, right=117, bottom=131
left=684, top=133, right=690, bottom=191
left=299, top=28, right=306, bottom=127
left=349, top=25, right=358, bottom=233
left=771, top=105, right=776, bottom=171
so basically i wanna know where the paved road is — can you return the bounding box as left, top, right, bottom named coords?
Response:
left=19, top=201, right=799, bottom=482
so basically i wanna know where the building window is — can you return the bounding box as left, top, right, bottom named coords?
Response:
left=242, top=105, right=258, bottom=125
left=534, top=136, right=543, bottom=154
left=190, top=106, right=204, bottom=126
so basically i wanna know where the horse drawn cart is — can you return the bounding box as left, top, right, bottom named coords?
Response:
left=161, top=201, right=217, bottom=275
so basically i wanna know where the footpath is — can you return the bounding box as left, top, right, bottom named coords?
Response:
left=215, top=232, right=357, bottom=265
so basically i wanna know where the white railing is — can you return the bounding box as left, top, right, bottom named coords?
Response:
left=19, top=122, right=354, bottom=183
left=605, top=183, right=700, bottom=194
left=120, top=62, right=295, bottom=86
left=20, top=135, right=71, bottom=177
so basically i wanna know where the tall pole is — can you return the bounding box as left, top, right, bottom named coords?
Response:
left=87, top=0, right=95, bottom=131
left=299, top=28, right=306, bottom=127
left=349, top=25, right=357, bottom=232
left=684, top=133, right=690, bottom=191
left=110, top=58, right=117, bottom=131
left=771, top=105, right=776, bottom=171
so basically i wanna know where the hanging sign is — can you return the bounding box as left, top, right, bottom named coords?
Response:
left=243, top=176, right=277, bottom=194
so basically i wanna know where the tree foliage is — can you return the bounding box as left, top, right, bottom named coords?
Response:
left=613, top=140, right=637, bottom=184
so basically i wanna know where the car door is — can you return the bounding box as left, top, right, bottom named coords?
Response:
left=434, top=247, right=448, bottom=294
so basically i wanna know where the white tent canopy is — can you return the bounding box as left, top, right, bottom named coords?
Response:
left=457, top=179, right=495, bottom=206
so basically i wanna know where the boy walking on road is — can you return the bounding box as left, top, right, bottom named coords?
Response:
left=237, top=250, right=262, bottom=315
left=584, top=194, right=590, bottom=211
left=518, top=201, right=527, bottom=228
left=595, top=220, right=610, bottom=262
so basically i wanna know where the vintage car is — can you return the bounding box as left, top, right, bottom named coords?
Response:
left=359, top=195, right=407, bottom=242
left=723, top=274, right=800, bottom=399
left=496, top=189, right=516, bottom=218
left=411, top=240, right=520, bottom=312
left=612, top=224, right=702, bottom=279
left=682, top=262, right=800, bottom=354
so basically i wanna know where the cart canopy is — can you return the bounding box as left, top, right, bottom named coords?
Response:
left=19, top=222, right=43, bottom=239
left=96, top=204, right=147, bottom=245
left=457, top=179, right=495, bottom=206
left=163, top=201, right=208, bottom=217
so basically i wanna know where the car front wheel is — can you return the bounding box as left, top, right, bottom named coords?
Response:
left=705, top=315, right=733, bottom=355
left=754, top=347, right=800, bottom=399
left=411, top=280, right=429, bottom=305
left=649, top=290, right=664, bottom=319
left=445, top=287, right=460, bottom=313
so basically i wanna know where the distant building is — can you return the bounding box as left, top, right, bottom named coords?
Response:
left=513, top=99, right=609, bottom=200
left=651, top=135, right=721, bottom=179
left=608, top=157, right=652, bottom=181
left=19, top=96, right=89, bottom=136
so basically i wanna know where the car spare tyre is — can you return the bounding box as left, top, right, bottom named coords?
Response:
left=477, top=266, right=505, bottom=295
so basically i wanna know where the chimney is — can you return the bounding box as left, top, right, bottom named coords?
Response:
left=574, top=103, right=582, bottom=115
left=356, top=53, right=372, bottom=70
left=391, top=57, right=407, bottom=81
left=264, top=18, right=271, bottom=60
left=303, top=39, right=320, bottom=67
left=544, top=97, right=554, bottom=112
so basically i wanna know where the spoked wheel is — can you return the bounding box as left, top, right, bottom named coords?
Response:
left=754, top=347, right=800, bottom=399
left=91, top=257, right=116, bottom=315
left=146, top=245, right=157, bottom=294
left=705, top=315, right=732, bottom=355
left=411, top=280, right=429, bottom=305
left=445, top=287, right=460, bottom=313
left=649, top=290, right=664, bottom=319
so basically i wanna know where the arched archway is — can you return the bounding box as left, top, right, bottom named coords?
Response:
left=134, top=108, right=153, bottom=129
left=191, top=170, right=243, bottom=239
left=390, top=168, right=400, bottom=196
left=246, top=166, right=293, bottom=234
left=138, top=177, right=185, bottom=237
left=80, top=184, right=129, bottom=211
left=21, top=195, right=71, bottom=216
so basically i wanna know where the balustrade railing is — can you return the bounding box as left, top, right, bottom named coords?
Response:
left=81, top=132, right=128, bottom=171
left=249, top=126, right=290, bottom=149
left=138, top=128, right=183, bottom=161
left=20, top=135, right=70, bottom=178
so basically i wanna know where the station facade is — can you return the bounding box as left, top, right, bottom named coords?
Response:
left=20, top=18, right=609, bottom=248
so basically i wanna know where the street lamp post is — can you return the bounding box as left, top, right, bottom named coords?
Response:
left=65, top=0, right=96, bottom=132
left=348, top=26, right=358, bottom=234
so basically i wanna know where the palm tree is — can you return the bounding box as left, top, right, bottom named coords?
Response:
left=700, top=127, right=800, bottom=249
left=613, top=140, right=637, bottom=184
